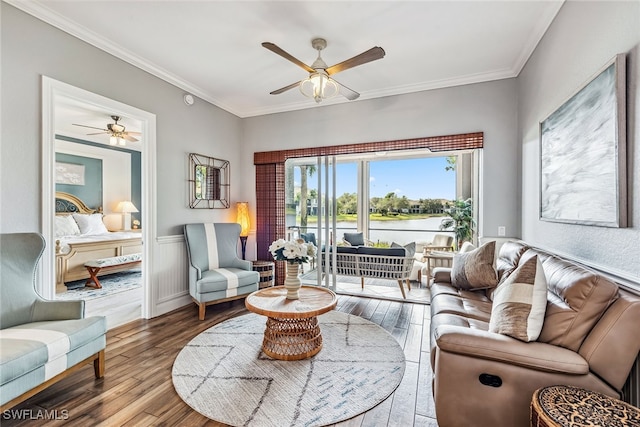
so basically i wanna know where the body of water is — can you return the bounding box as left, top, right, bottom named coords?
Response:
left=298, top=216, right=453, bottom=246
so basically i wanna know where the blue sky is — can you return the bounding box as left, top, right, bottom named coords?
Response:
left=295, top=156, right=456, bottom=201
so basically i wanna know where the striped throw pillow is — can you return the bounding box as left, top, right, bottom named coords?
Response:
left=489, top=255, right=547, bottom=342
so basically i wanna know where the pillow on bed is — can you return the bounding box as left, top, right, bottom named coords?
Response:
left=72, top=213, right=109, bottom=235
left=55, top=215, right=81, bottom=237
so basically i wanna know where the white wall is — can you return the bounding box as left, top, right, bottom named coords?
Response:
left=243, top=79, right=521, bottom=242
left=0, top=3, right=243, bottom=237
left=518, top=1, right=640, bottom=283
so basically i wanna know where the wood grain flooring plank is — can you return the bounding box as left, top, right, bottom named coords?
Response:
left=3, top=294, right=438, bottom=427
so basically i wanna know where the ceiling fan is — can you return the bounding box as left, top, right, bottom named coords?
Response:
left=72, top=115, right=141, bottom=145
left=262, top=38, right=385, bottom=103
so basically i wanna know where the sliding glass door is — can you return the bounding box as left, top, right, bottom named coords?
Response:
left=285, top=149, right=478, bottom=291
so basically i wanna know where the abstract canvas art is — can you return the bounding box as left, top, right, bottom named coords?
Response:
left=540, top=54, right=626, bottom=227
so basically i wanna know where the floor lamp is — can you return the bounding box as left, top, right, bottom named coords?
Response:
left=236, top=202, right=250, bottom=260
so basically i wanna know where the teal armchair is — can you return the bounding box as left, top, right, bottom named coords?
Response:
left=0, top=233, right=106, bottom=410
left=184, top=223, right=259, bottom=320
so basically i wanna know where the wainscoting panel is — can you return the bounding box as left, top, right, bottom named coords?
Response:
left=153, top=235, right=191, bottom=317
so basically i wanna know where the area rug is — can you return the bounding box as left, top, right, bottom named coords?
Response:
left=172, top=311, right=406, bottom=427
left=56, top=270, right=142, bottom=301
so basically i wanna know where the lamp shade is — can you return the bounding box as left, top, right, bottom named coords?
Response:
left=236, top=202, right=250, bottom=237
left=116, top=201, right=139, bottom=213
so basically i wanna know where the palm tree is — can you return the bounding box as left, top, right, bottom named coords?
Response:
left=439, top=198, right=474, bottom=249
left=300, top=164, right=316, bottom=229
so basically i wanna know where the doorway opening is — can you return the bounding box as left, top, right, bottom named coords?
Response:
left=42, top=77, right=156, bottom=328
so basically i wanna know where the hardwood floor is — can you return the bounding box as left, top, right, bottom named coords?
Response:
left=4, top=295, right=438, bottom=426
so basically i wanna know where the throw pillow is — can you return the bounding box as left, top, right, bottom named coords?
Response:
left=54, top=215, right=81, bottom=237
left=391, top=241, right=416, bottom=257
left=343, top=232, right=365, bottom=247
left=458, top=241, right=476, bottom=253
left=489, top=255, right=547, bottom=342
left=450, top=241, right=498, bottom=290
left=72, top=213, right=109, bottom=235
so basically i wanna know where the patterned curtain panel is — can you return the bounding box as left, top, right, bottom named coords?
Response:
left=254, top=132, right=484, bottom=285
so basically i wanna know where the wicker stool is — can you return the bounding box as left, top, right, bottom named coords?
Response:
left=252, top=260, right=274, bottom=289
left=531, top=385, right=640, bottom=427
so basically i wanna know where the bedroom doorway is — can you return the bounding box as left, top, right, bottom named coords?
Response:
left=42, top=77, right=156, bottom=326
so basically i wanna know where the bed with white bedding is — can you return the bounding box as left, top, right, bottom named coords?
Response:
left=54, top=192, right=142, bottom=289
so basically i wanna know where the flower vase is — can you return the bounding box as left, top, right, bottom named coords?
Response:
left=284, top=262, right=301, bottom=300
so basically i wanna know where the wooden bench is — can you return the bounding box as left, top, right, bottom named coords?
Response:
left=84, top=253, right=142, bottom=288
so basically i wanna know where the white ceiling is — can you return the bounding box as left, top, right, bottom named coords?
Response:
left=11, top=0, right=563, bottom=119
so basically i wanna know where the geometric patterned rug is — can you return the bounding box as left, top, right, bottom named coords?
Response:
left=172, top=310, right=406, bottom=427
left=55, top=270, right=142, bottom=301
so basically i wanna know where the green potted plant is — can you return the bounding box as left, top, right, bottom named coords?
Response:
left=439, top=198, right=475, bottom=250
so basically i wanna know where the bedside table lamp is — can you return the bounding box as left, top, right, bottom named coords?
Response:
left=116, top=201, right=138, bottom=231
left=236, top=202, right=250, bottom=260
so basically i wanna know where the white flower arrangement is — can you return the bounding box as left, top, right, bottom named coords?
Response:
left=269, top=238, right=317, bottom=264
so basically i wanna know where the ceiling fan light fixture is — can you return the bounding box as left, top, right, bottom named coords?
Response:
left=300, top=71, right=339, bottom=103
left=109, top=135, right=118, bottom=146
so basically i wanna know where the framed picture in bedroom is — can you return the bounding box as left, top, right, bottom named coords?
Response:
left=55, top=162, right=85, bottom=185
left=539, top=53, right=626, bottom=228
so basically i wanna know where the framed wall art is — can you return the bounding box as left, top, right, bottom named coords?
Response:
left=539, top=53, right=626, bottom=227
left=55, top=162, right=85, bottom=185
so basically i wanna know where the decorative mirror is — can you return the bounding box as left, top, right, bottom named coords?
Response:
left=188, top=153, right=230, bottom=208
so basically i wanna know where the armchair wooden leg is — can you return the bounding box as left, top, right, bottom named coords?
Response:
left=198, top=303, right=206, bottom=321
left=94, top=349, right=105, bottom=379
left=361, top=276, right=365, bottom=289
left=406, top=279, right=411, bottom=290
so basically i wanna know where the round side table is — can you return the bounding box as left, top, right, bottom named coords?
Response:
left=531, top=385, right=640, bottom=427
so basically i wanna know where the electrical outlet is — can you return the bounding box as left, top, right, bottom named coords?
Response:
left=498, top=226, right=506, bottom=236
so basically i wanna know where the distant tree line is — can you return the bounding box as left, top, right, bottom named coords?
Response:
left=335, top=192, right=451, bottom=216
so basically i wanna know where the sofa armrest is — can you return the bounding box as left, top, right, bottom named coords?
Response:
left=32, top=299, right=84, bottom=321
left=434, top=324, right=589, bottom=375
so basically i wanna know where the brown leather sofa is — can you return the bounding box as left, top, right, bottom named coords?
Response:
left=429, top=240, right=640, bottom=427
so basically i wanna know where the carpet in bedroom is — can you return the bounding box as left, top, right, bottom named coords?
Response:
left=56, top=269, right=142, bottom=301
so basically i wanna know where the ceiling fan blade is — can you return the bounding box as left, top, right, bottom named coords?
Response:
left=325, top=46, right=385, bottom=75
left=126, top=131, right=142, bottom=136
left=333, top=79, right=360, bottom=101
left=86, top=131, right=109, bottom=135
left=270, top=81, right=302, bottom=95
left=123, top=134, right=139, bottom=142
left=72, top=123, right=109, bottom=131
left=262, top=42, right=315, bottom=73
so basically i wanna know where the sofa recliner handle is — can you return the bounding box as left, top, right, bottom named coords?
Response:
left=479, top=373, right=502, bottom=387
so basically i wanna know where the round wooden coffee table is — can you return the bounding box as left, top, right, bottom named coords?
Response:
left=245, top=285, right=337, bottom=361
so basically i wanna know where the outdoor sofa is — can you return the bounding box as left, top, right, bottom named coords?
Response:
left=320, top=245, right=414, bottom=298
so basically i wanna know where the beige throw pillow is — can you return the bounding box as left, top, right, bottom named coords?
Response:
left=450, top=241, right=497, bottom=290
left=489, top=255, right=547, bottom=342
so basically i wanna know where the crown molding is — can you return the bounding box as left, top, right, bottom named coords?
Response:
left=5, top=0, right=245, bottom=117
left=511, top=0, right=565, bottom=75
left=240, top=68, right=517, bottom=118
left=6, top=0, right=564, bottom=119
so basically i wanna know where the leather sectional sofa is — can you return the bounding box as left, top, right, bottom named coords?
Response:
left=429, top=240, right=640, bottom=426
